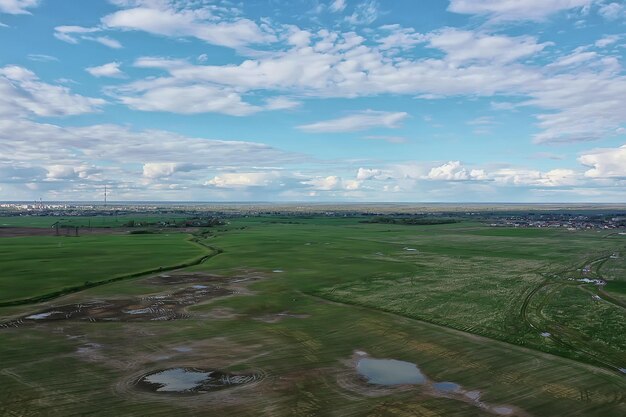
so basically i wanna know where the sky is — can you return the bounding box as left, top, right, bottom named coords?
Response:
left=0, top=0, right=625, bottom=202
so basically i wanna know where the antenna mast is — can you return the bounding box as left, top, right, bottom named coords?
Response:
left=104, top=184, right=107, bottom=207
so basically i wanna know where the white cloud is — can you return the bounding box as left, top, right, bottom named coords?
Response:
left=529, top=71, right=626, bottom=144
left=86, top=62, right=125, bottom=78
left=356, top=167, right=392, bottom=180
left=297, top=110, right=408, bottom=133
left=0, top=0, right=38, bottom=14
left=116, top=84, right=261, bottom=116
left=548, top=50, right=598, bottom=67
left=346, top=0, right=379, bottom=25
left=91, top=36, right=123, bottom=49
left=143, top=162, right=197, bottom=179
left=492, top=168, right=580, bottom=187
left=598, top=2, right=626, bottom=20
left=579, top=144, right=626, bottom=178
left=426, top=161, right=487, bottom=181
left=205, top=172, right=283, bottom=188
left=303, top=175, right=360, bottom=191
left=595, top=35, right=620, bottom=48
left=329, top=0, right=347, bottom=13
left=54, top=26, right=123, bottom=49
left=54, top=25, right=99, bottom=43
left=264, top=96, right=301, bottom=110
left=448, top=0, right=593, bottom=21
left=0, top=65, right=105, bottom=118
left=46, top=165, right=78, bottom=180
left=101, top=3, right=275, bottom=49
left=376, top=25, right=425, bottom=50
left=27, top=54, right=58, bottom=62
left=427, top=28, right=551, bottom=64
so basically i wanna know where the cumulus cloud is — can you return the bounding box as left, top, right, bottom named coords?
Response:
left=303, top=175, right=360, bottom=191
left=116, top=84, right=262, bottom=116
left=86, top=62, right=125, bottom=78
left=426, top=161, right=488, bottom=181
left=356, top=168, right=392, bottom=180
left=205, top=172, right=283, bottom=188
left=0, top=0, right=38, bottom=14
left=579, top=144, right=626, bottom=178
left=492, top=168, right=580, bottom=187
left=376, top=25, right=425, bottom=50
left=143, top=162, right=198, bottom=179
left=297, top=111, right=408, bottom=133
left=0, top=65, right=105, bottom=118
left=101, top=1, right=275, bottom=49
left=448, top=0, right=593, bottom=21
left=427, top=28, right=551, bottom=64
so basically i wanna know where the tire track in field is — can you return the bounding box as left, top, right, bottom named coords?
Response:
left=520, top=252, right=625, bottom=375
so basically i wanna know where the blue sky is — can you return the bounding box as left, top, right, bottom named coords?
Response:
left=0, top=0, right=625, bottom=202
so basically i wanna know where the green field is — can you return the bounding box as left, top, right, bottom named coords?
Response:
left=0, top=216, right=624, bottom=416
left=0, top=233, right=206, bottom=303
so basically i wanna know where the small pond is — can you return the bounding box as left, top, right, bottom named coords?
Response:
left=356, top=358, right=426, bottom=385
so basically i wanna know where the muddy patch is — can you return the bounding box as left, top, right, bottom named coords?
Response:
left=136, top=367, right=263, bottom=394
left=0, top=273, right=262, bottom=328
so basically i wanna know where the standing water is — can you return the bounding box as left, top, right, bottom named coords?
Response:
left=356, top=358, right=427, bottom=385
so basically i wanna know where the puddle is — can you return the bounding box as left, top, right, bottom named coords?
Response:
left=356, top=358, right=426, bottom=385
left=137, top=367, right=262, bottom=394
left=433, top=381, right=461, bottom=393
left=541, top=332, right=551, bottom=337
left=142, top=368, right=211, bottom=392
left=352, top=353, right=520, bottom=416
left=1, top=275, right=242, bottom=327
left=26, top=311, right=63, bottom=320
left=173, top=346, right=193, bottom=353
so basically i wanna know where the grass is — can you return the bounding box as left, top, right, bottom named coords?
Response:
left=0, top=233, right=205, bottom=303
left=0, top=216, right=624, bottom=416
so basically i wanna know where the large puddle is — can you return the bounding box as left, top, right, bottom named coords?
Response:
left=137, top=367, right=262, bottom=394
left=356, top=358, right=426, bottom=385
left=353, top=352, right=520, bottom=416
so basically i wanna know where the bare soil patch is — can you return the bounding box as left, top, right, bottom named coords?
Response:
left=0, top=273, right=263, bottom=328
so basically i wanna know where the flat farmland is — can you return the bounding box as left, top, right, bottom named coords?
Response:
left=0, top=216, right=624, bottom=416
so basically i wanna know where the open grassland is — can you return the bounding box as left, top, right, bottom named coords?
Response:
left=0, top=233, right=206, bottom=304
left=0, top=216, right=624, bottom=416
